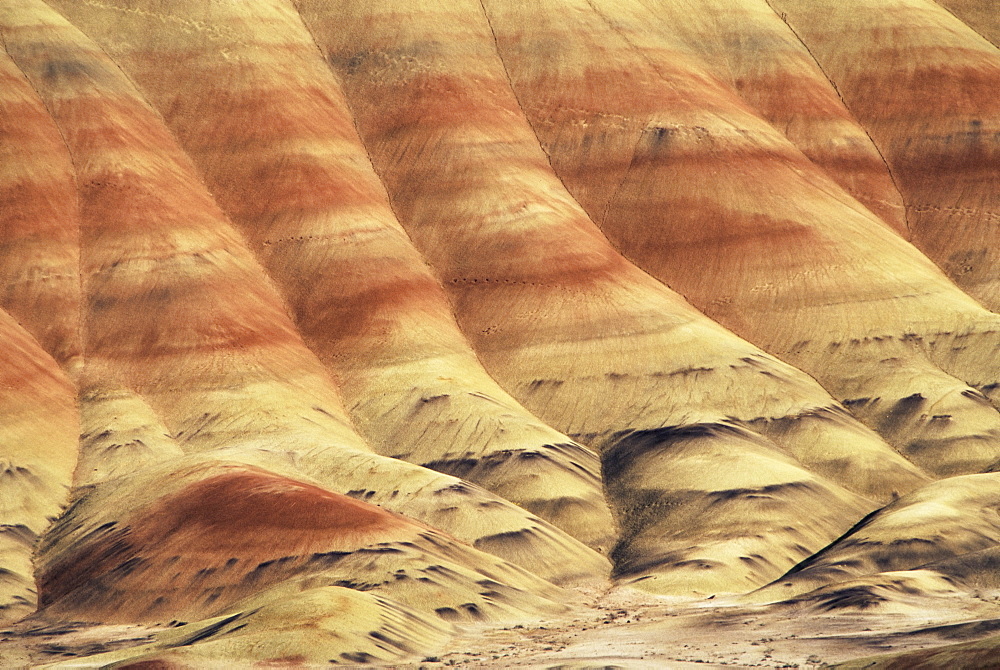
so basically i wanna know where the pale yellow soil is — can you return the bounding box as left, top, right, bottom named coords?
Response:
left=4, top=584, right=1000, bottom=667
left=425, top=585, right=1000, bottom=669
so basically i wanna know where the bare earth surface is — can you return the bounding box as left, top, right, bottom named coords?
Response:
left=427, top=586, right=1000, bottom=669
left=5, top=0, right=1000, bottom=667
left=8, top=584, right=1000, bottom=668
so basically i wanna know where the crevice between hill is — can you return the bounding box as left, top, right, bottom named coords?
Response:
left=760, top=0, right=911, bottom=238
left=288, top=0, right=475, bottom=356
left=475, top=0, right=588, bottom=227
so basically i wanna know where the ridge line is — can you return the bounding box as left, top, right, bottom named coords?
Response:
left=761, top=0, right=912, bottom=237
left=0, top=18, right=85, bottom=378
left=475, top=0, right=587, bottom=223
left=287, top=0, right=482, bottom=369
left=928, top=0, right=1000, bottom=51
left=40, top=0, right=327, bottom=369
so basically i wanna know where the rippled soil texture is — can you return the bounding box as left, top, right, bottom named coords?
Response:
left=2, top=0, right=1000, bottom=667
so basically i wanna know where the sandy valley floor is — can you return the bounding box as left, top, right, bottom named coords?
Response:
left=423, top=584, right=1000, bottom=669
left=7, top=582, right=1000, bottom=668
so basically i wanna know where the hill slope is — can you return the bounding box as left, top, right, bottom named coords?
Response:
left=1, top=0, right=1000, bottom=666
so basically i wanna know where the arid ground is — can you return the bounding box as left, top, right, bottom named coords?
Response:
left=2, top=0, right=1000, bottom=667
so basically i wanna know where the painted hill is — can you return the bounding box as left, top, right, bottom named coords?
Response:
left=0, top=0, right=999, bottom=666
